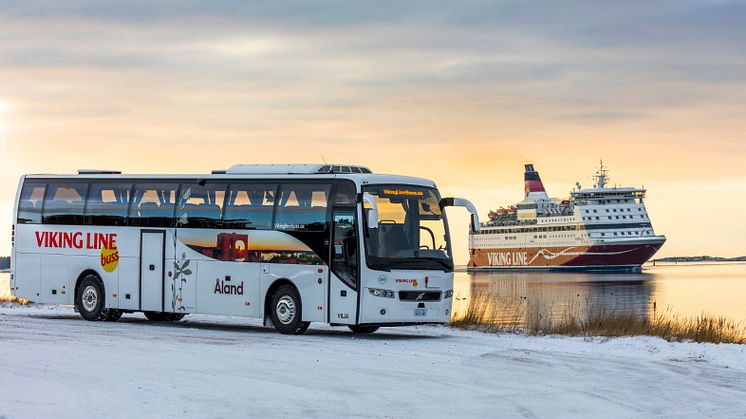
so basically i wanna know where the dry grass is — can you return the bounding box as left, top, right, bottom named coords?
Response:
left=451, top=292, right=746, bottom=345
left=0, top=294, right=30, bottom=304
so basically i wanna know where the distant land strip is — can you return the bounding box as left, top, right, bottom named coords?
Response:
left=653, top=255, right=746, bottom=263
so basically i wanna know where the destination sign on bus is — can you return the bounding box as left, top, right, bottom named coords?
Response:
left=381, top=188, right=424, bottom=197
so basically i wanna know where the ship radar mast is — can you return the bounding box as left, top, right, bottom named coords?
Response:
left=594, top=160, right=609, bottom=189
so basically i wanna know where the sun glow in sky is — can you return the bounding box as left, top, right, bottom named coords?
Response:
left=1, top=1, right=745, bottom=263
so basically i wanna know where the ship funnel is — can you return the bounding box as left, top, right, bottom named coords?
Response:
left=524, top=163, right=549, bottom=200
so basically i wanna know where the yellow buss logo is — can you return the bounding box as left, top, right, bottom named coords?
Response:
left=100, top=241, right=119, bottom=273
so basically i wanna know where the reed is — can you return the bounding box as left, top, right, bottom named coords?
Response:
left=450, top=292, right=746, bottom=345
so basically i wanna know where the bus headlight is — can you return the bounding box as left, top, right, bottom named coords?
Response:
left=444, top=290, right=454, bottom=299
left=369, top=288, right=395, bottom=298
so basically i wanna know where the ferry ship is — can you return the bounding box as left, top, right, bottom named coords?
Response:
left=468, top=162, right=666, bottom=271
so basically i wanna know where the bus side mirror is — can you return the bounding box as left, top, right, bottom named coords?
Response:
left=440, top=197, right=480, bottom=233
left=362, top=193, right=379, bottom=229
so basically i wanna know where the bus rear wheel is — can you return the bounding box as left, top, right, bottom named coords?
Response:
left=144, top=312, right=186, bottom=322
left=105, top=310, right=123, bottom=322
left=76, top=274, right=109, bottom=321
left=270, top=285, right=310, bottom=335
left=348, top=325, right=379, bottom=334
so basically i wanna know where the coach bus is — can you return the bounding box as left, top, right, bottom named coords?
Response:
left=10, top=164, right=479, bottom=334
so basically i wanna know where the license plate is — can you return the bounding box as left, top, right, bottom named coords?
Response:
left=414, top=308, right=427, bottom=317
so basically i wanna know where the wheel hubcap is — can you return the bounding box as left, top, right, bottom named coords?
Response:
left=276, top=296, right=296, bottom=325
left=81, top=285, right=98, bottom=312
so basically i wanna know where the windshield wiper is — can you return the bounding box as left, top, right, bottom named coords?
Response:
left=392, top=256, right=453, bottom=271
left=417, top=256, right=453, bottom=270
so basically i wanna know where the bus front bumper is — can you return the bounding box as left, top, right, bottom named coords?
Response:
left=359, top=292, right=453, bottom=325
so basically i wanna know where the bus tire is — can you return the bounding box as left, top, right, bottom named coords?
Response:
left=105, top=310, right=123, bottom=322
left=169, top=313, right=186, bottom=321
left=76, top=274, right=107, bottom=321
left=270, top=285, right=310, bottom=335
left=144, top=312, right=185, bottom=322
left=348, top=325, right=379, bottom=334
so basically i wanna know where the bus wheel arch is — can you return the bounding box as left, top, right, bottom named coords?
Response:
left=265, top=279, right=310, bottom=335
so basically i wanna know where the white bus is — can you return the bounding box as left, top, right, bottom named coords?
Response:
left=10, top=164, right=479, bottom=334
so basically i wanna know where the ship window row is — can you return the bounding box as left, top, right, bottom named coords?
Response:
left=574, top=198, right=644, bottom=205
left=17, top=179, right=357, bottom=232
left=584, top=207, right=644, bottom=214
left=599, top=230, right=651, bottom=237
left=583, top=215, right=646, bottom=221
left=474, top=222, right=652, bottom=235
left=474, top=224, right=581, bottom=234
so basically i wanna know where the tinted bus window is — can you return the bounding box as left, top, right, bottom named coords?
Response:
left=86, top=183, right=132, bottom=226
left=42, top=182, right=89, bottom=225
left=17, top=181, right=46, bottom=224
left=129, top=183, right=179, bottom=227
left=334, top=181, right=357, bottom=206
left=223, top=183, right=277, bottom=230
left=176, top=182, right=227, bottom=228
left=274, top=183, right=330, bottom=232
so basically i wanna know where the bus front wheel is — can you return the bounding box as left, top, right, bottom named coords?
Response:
left=270, top=285, right=310, bottom=335
left=144, top=312, right=185, bottom=322
left=348, top=325, right=379, bottom=334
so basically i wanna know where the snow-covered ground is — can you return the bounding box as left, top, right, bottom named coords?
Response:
left=0, top=303, right=745, bottom=418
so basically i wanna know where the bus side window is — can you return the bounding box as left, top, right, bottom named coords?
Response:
left=42, top=181, right=89, bottom=225
left=176, top=182, right=227, bottom=229
left=17, top=181, right=46, bottom=224
left=86, top=183, right=132, bottom=226
left=223, top=183, right=277, bottom=230
left=129, top=183, right=179, bottom=227
left=274, top=183, right=331, bottom=232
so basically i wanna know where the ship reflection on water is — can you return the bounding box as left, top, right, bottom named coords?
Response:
left=453, top=271, right=655, bottom=326
left=452, top=263, right=746, bottom=326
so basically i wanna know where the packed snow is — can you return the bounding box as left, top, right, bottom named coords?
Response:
left=0, top=302, right=744, bottom=418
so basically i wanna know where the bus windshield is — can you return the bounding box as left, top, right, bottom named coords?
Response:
left=363, top=185, right=452, bottom=271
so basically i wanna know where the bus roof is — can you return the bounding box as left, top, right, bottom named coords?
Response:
left=22, top=165, right=437, bottom=188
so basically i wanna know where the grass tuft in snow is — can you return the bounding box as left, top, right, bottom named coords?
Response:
left=450, top=292, right=746, bottom=345
left=0, top=294, right=30, bottom=304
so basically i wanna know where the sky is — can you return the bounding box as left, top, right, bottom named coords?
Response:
left=1, top=0, right=745, bottom=263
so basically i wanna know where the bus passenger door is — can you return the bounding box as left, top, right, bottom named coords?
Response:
left=329, top=208, right=359, bottom=324
left=140, top=230, right=165, bottom=312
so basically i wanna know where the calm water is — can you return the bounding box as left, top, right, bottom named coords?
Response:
left=2, top=263, right=745, bottom=322
left=453, top=262, right=746, bottom=323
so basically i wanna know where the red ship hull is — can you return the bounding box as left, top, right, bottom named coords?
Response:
left=468, top=240, right=665, bottom=271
